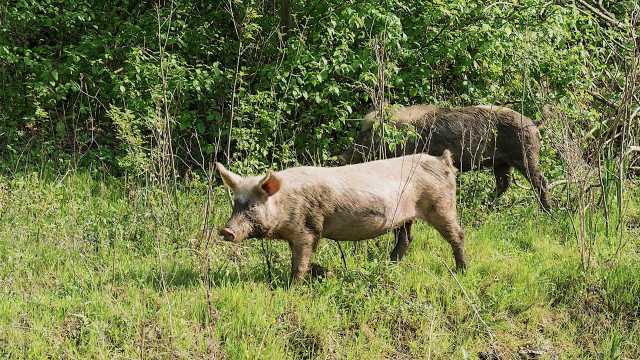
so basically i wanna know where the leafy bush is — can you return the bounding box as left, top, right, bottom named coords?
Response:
left=1, top=1, right=637, bottom=175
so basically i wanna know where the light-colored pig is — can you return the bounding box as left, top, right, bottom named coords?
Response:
left=216, top=150, right=465, bottom=282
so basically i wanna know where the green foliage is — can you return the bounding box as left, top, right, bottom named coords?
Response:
left=1, top=1, right=636, bottom=173
left=107, top=105, right=149, bottom=175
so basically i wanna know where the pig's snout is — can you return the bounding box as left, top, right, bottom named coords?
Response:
left=219, top=216, right=252, bottom=243
left=219, top=228, right=236, bottom=242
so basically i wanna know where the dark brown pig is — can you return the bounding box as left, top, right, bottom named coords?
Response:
left=216, top=151, right=465, bottom=282
left=339, top=104, right=551, bottom=211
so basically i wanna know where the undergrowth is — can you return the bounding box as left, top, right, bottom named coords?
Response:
left=0, top=170, right=638, bottom=359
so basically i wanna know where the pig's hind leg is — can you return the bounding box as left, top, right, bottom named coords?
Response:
left=513, top=158, right=551, bottom=212
left=421, top=203, right=466, bottom=271
left=390, top=221, right=414, bottom=262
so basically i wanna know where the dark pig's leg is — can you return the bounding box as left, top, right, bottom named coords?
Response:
left=390, top=221, right=414, bottom=262
left=514, top=159, right=551, bottom=212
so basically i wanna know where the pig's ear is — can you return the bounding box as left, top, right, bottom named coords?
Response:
left=215, top=162, right=241, bottom=191
left=258, top=171, right=281, bottom=196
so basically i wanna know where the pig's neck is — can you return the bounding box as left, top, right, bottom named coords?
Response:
left=265, top=193, right=285, bottom=238
left=267, top=187, right=331, bottom=241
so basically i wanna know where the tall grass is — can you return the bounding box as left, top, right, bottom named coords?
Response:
left=0, top=169, right=638, bottom=358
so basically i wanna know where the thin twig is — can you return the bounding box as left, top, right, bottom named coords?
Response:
left=260, top=239, right=274, bottom=284
left=334, top=240, right=347, bottom=272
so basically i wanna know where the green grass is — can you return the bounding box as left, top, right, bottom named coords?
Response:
left=0, top=170, right=639, bottom=359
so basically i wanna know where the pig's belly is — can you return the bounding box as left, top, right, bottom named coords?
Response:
left=323, top=217, right=389, bottom=241
left=322, top=202, right=416, bottom=241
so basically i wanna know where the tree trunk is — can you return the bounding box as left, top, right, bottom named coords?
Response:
left=279, top=0, right=292, bottom=35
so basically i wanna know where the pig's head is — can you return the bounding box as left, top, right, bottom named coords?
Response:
left=216, top=163, right=281, bottom=242
left=338, top=119, right=380, bottom=165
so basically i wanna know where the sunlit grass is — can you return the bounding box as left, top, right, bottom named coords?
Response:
left=0, top=171, right=638, bottom=358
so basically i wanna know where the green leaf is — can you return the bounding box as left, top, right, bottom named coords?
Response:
left=317, top=70, right=328, bottom=83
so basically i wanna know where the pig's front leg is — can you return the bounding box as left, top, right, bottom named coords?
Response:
left=288, top=236, right=317, bottom=282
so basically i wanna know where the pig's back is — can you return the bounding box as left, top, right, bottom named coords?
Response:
left=277, top=154, right=450, bottom=196
left=336, top=154, right=448, bottom=185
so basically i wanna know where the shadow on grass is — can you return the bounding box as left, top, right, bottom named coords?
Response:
left=130, top=261, right=296, bottom=291
left=144, top=265, right=202, bottom=290
left=207, top=261, right=298, bottom=289
left=127, top=239, right=407, bottom=291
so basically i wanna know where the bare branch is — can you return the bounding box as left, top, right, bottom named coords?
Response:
left=576, top=0, right=625, bottom=28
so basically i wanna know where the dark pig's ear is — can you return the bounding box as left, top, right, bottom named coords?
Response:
left=258, top=171, right=281, bottom=196
left=215, top=162, right=241, bottom=191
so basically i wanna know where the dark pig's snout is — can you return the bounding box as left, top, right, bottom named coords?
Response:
left=218, top=227, right=236, bottom=242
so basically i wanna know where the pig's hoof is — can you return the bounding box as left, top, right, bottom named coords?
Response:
left=310, top=263, right=333, bottom=279
left=455, top=262, right=467, bottom=273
